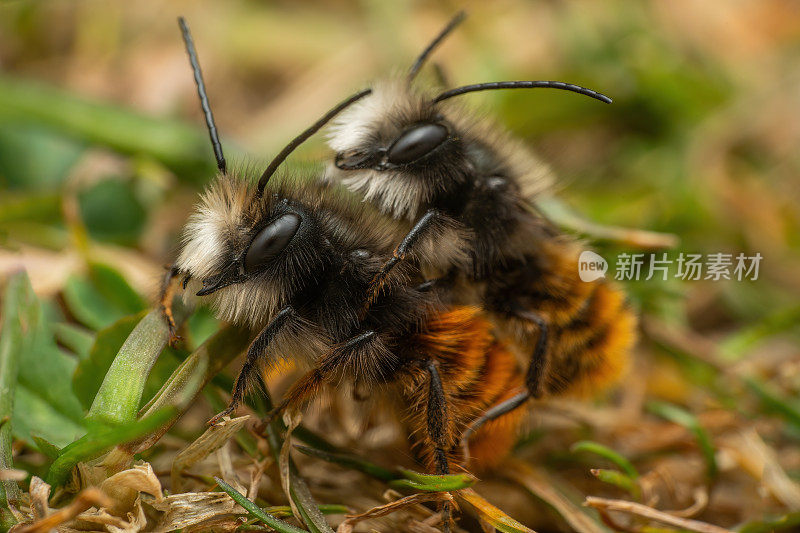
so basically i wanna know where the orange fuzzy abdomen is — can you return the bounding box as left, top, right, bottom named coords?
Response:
left=496, top=242, right=638, bottom=398
left=403, top=306, right=526, bottom=472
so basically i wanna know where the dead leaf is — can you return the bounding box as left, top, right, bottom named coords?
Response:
left=502, top=459, right=602, bottom=533
left=171, top=415, right=250, bottom=493
left=15, top=487, right=111, bottom=533
left=149, top=491, right=245, bottom=532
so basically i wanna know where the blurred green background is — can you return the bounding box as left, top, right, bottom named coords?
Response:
left=2, top=0, right=799, bottom=328
left=1, top=1, right=800, bottom=529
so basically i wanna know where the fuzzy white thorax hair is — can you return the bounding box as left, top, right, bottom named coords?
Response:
left=322, top=161, right=429, bottom=220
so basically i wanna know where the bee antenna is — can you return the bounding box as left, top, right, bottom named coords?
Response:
left=257, top=88, right=373, bottom=193
left=407, top=11, right=467, bottom=82
left=178, top=17, right=227, bottom=174
left=433, top=80, right=613, bottom=105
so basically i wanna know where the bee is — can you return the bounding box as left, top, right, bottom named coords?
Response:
left=162, top=19, right=530, bottom=529
left=322, top=12, right=638, bottom=436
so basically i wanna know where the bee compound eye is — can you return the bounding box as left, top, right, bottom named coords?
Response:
left=244, top=213, right=301, bottom=273
left=386, top=123, right=448, bottom=165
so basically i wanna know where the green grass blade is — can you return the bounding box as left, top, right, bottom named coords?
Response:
left=295, top=446, right=476, bottom=491
left=53, top=323, right=94, bottom=360
left=294, top=444, right=397, bottom=482
left=590, top=469, right=641, bottom=499
left=259, top=390, right=334, bottom=533
left=388, top=476, right=476, bottom=492
left=647, top=401, right=717, bottom=480
left=0, top=75, right=214, bottom=180
left=46, top=408, right=174, bottom=487
left=287, top=477, right=333, bottom=533
left=0, top=272, right=38, bottom=522
left=390, top=469, right=476, bottom=492
left=215, top=477, right=309, bottom=533
left=125, top=324, right=250, bottom=454
left=73, top=313, right=145, bottom=410
left=744, top=378, right=800, bottom=431
left=571, top=441, right=639, bottom=479
left=88, top=305, right=186, bottom=426
left=30, top=435, right=60, bottom=460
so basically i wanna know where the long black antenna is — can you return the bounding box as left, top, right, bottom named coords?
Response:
left=407, top=11, right=467, bottom=82
left=257, top=89, right=373, bottom=193
left=178, top=17, right=227, bottom=174
left=433, top=80, right=613, bottom=104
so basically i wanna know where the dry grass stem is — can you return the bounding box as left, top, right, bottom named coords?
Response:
left=584, top=496, right=734, bottom=533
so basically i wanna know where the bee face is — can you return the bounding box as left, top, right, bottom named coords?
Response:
left=334, top=119, right=451, bottom=171
left=326, top=81, right=472, bottom=220
left=176, top=174, right=327, bottom=326
left=194, top=207, right=304, bottom=297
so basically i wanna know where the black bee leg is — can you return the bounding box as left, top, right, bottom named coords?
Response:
left=459, top=310, right=546, bottom=459
left=268, top=331, right=381, bottom=422
left=365, top=208, right=443, bottom=309
left=159, top=264, right=182, bottom=346
left=459, top=391, right=529, bottom=461
left=209, top=306, right=295, bottom=425
left=515, top=309, right=549, bottom=398
left=425, top=360, right=453, bottom=533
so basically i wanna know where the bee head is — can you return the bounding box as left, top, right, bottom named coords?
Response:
left=324, top=11, right=611, bottom=221
left=176, top=173, right=331, bottom=326
left=174, top=17, right=372, bottom=326
left=326, top=80, right=473, bottom=220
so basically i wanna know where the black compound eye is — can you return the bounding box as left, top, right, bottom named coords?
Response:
left=386, top=123, right=448, bottom=165
left=244, top=213, right=301, bottom=273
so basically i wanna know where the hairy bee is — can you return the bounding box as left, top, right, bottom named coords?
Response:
left=162, top=22, right=529, bottom=527
left=322, top=13, right=638, bottom=432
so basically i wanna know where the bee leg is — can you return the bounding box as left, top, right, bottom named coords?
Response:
left=459, top=309, right=545, bottom=459
left=159, top=265, right=182, bottom=346
left=515, top=309, right=549, bottom=398
left=424, top=360, right=454, bottom=532
left=209, top=306, right=295, bottom=425
left=364, top=208, right=443, bottom=310
left=267, top=331, right=381, bottom=422
left=459, top=390, right=529, bottom=462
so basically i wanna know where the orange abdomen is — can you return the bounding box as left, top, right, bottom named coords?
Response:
left=495, top=241, right=638, bottom=398
left=403, top=306, right=527, bottom=472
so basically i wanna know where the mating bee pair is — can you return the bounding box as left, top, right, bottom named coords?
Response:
left=161, top=11, right=637, bottom=516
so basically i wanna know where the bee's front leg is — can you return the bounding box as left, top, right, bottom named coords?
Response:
left=209, top=306, right=295, bottom=425
left=159, top=264, right=183, bottom=346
